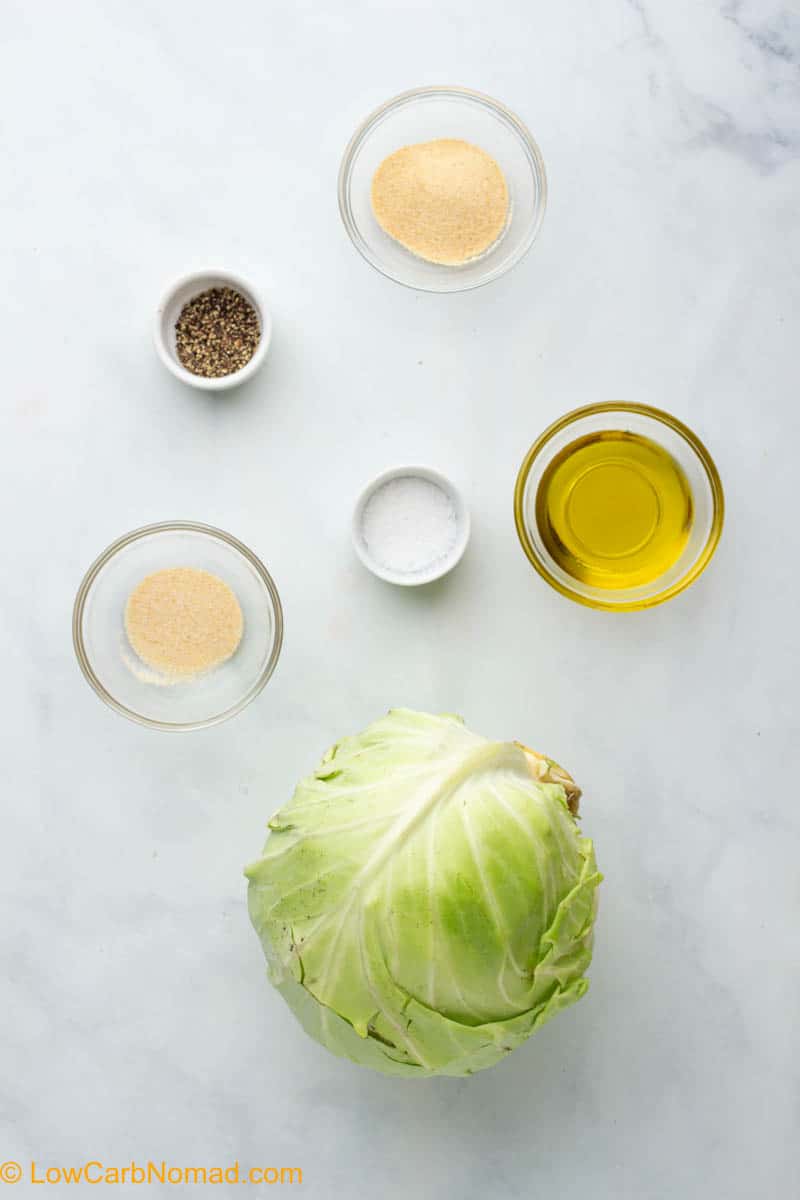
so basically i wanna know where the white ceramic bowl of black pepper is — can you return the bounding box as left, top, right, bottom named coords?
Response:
left=154, top=269, right=271, bottom=391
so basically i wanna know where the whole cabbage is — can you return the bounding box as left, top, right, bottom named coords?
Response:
left=246, top=709, right=601, bottom=1077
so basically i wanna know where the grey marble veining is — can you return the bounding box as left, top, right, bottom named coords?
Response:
left=1, top=1, right=798, bottom=1197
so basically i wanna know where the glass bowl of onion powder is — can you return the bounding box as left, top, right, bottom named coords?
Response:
left=73, top=522, right=283, bottom=729
left=338, top=86, right=547, bottom=292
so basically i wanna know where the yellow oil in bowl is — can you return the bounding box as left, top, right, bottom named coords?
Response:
left=534, top=430, right=693, bottom=589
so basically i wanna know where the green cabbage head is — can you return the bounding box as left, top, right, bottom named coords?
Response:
left=245, top=709, right=601, bottom=1078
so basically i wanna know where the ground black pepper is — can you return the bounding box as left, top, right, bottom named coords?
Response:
left=175, top=287, right=260, bottom=378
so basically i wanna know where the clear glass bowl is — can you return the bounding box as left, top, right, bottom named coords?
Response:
left=72, top=522, right=283, bottom=730
left=338, top=86, right=547, bottom=293
left=514, top=403, right=725, bottom=611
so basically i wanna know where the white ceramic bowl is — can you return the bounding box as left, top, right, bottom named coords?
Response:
left=338, top=86, right=547, bottom=293
left=154, top=270, right=271, bottom=391
left=352, top=466, right=471, bottom=586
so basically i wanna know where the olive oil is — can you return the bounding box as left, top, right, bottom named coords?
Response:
left=535, top=431, right=693, bottom=589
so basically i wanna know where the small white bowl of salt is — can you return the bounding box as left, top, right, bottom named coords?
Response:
left=352, top=466, right=471, bottom=586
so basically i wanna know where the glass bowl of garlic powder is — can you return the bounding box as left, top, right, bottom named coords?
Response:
left=338, top=86, right=547, bottom=292
left=73, top=522, right=283, bottom=730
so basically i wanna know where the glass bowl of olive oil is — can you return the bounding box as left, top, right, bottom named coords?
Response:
left=514, top=403, right=724, bottom=611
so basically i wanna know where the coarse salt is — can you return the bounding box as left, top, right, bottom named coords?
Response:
left=361, top=476, right=458, bottom=575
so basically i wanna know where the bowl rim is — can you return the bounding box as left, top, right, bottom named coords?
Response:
left=513, top=402, right=725, bottom=612
left=72, top=520, right=284, bottom=730
left=352, top=465, right=471, bottom=586
left=337, top=85, right=547, bottom=294
left=153, top=269, right=272, bottom=392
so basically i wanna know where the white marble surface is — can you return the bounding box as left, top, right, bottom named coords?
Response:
left=2, top=1, right=798, bottom=1196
